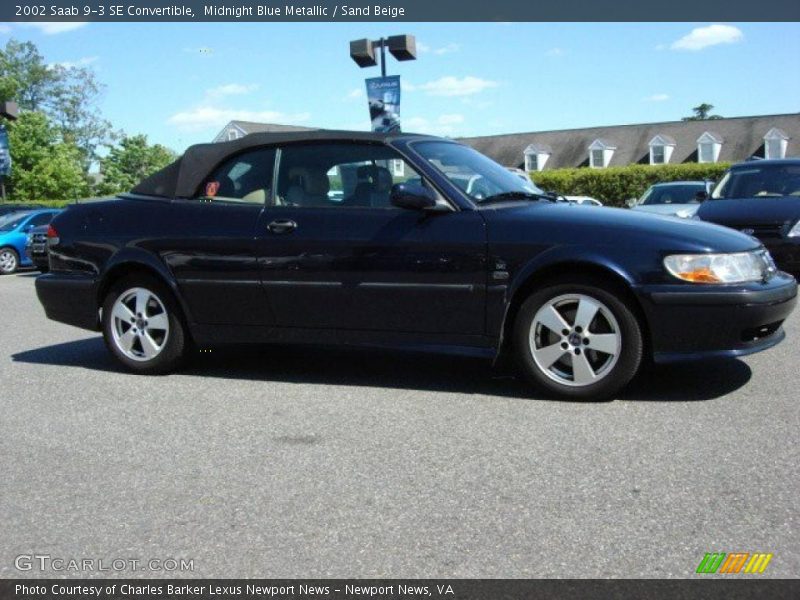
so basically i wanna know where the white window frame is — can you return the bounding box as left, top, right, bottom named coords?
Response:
left=391, top=159, right=405, bottom=177
left=650, top=145, right=666, bottom=165
left=524, top=152, right=538, bottom=172
left=588, top=139, right=616, bottom=169
left=764, top=128, right=789, bottom=160
left=227, top=129, right=239, bottom=141
left=697, top=132, right=722, bottom=164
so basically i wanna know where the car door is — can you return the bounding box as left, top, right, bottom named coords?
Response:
left=255, top=141, right=487, bottom=336
left=161, top=146, right=275, bottom=326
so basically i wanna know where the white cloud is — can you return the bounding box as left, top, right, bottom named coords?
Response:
left=545, top=47, right=564, bottom=57
left=670, top=24, right=743, bottom=51
left=205, top=83, right=258, bottom=98
left=167, top=106, right=311, bottom=133
left=416, top=41, right=460, bottom=55
left=345, top=87, right=364, bottom=100
left=20, top=22, right=87, bottom=35
left=416, top=76, right=499, bottom=97
left=0, top=24, right=12, bottom=34
left=50, top=56, right=98, bottom=70
left=645, top=93, right=670, bottom=102
left=403, top=114, right=466, bottom=136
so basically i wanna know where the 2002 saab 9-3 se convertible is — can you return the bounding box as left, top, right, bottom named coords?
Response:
left=36, top=131, right=798, bottom=400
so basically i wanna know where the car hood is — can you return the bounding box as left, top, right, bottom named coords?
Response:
left=632, top=203, right=699, bottom=216
left=697, top=197, right=800, bottom=226
left=482, top=201, right=761, bottom=254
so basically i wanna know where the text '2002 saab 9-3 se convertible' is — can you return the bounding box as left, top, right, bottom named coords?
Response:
left=36, top=131, right=797, bottom=400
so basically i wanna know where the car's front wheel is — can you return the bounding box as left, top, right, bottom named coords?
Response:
left=513, top=278, right=643, bottom=401
left=102, top=275, right=189, bottom=374
left=0, top=247, right=19, bottom=275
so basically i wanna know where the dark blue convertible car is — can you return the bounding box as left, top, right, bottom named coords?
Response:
left=35, top=131, right=797, bottom=400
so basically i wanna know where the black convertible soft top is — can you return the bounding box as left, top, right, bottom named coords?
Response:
left=131, top=130, right=431, bottom=198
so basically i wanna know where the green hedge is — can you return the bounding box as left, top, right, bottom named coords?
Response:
left=0, top=199, right=76, bottom=209
left=531, top=163, right=730, bottom=207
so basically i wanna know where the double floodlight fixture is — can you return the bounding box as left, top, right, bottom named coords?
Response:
left=349, top=35, right=417, bottom=75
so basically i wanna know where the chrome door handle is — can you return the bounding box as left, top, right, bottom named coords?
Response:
left=268, top=219, right=297, bottom=234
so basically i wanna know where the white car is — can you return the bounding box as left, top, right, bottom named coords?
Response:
left=565, top=195, right=603, bottom=207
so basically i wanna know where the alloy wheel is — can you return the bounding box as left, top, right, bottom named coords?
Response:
left=110, top=287, right=170, bottom=362
left=0, top=249, right=17, bottom=274
left=529, top=293, right=621, bottom=387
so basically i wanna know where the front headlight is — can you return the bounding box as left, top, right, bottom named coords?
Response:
left=26, top=233, right=33, bottom=245
left=788, top=220, right=800, bottom=238
left=664, top=251, right=767, bottom=284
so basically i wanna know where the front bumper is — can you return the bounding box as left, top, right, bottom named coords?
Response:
left=635, top=273, right=797, bottom=363
left=35, top=272, right=100, bottom=331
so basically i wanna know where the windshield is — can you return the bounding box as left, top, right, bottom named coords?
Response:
left=413, top=141, right=545, bottom=202
left=638, top=184, right=705, bottom=206
left=712, top=164, right=800, bottom=199
left=0, top=213, right=30, bottom=232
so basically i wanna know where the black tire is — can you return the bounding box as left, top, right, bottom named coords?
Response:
left=0, top=247, right=19, bottom=275
left=513, top=277, right=643, bottom=401
left=101, top=274, right=189, bottom=374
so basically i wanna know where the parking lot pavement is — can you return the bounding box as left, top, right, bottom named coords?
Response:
left=1, top=271, right=798, bottom=579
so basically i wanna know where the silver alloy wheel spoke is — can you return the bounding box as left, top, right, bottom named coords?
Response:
left=118, top=328, right=137, bottom=353
left=573, top=297, right=600, bottom=331
left=533, top=342, right=568, bottom=369
left=590, top=333, right=619, bottom=355
left=572, top=352, right=597, bottom=385
left=139, top=331, right=160, bottom=359
left=147, top=313, right=168, bottom=331
left=538, top=305, right=570, bottom=334
left=112, top=302, right=135, bottom=324
left=135, top=290, right=150, bottom=317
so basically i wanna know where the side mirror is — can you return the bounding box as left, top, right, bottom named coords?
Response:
left=625, top=197, right=637, bottom=208
left=390, top=182, right=438, bottom=211
left=695, top=190, right=709, bottom=202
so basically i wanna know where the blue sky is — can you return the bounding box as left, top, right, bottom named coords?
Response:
left=1, top=21, right=799, bottom=152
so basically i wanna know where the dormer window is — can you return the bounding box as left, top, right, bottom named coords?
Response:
left=697, top=132, right=723, bottom=164
left=648, top=134, right=676, bottom=165
left=589, top=139, right=616, bottom=169
left=764, top=128, right=789, bottom=160
left=523, top=143, right=551, bottom=172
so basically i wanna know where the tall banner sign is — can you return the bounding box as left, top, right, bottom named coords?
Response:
left=0, top=125, right=11, bottom=177
left=365, top=76, right=401, bottom=133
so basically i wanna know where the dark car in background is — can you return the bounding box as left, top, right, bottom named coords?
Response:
left=630, top=181, right=709, bottom=218
left=35, top=131, right=797, bottom=401
left=25, top=224, right=51, bottom=272
left=697, top=159, right=800, bottom=273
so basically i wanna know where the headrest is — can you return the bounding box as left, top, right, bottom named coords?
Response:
left=287, top=167, right=330, bottom=196
left=356, top=165, right=393, bottom=193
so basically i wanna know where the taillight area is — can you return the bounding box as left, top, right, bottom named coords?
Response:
left=46, top=224, right=60, bottom=246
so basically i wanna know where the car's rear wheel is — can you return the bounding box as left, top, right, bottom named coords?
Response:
left=513, top=278, right=643, bottom=401
left=0, top=247, right=19, bottom=275
left=102, top=275, right=188, bottom=374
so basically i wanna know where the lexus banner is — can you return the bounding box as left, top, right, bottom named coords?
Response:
left=365, top=76, right=401, bottom=133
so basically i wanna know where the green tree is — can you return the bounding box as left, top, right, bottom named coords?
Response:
left=683, top=103, right=723, bottom=121
left=96, top=134, right=175, bottom=195
left=6, top=111, right=89, bottom=202
left=0, top=39, right=112, bottom=167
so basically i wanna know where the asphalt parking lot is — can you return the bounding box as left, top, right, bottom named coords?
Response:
left=1, top=271, right=798, bottom=579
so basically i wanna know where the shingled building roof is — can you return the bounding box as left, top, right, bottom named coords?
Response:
left=458, top=113, right=800, bottom=169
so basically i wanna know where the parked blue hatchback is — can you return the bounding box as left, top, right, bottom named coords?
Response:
left=0, top=209, right=61, bottom=275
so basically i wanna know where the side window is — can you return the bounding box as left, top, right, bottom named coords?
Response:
left=198, top=146, right=276, bottom=204
left=275, top=143, right=421, bottom=209
left=29, top=213, right=55, bottom=227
